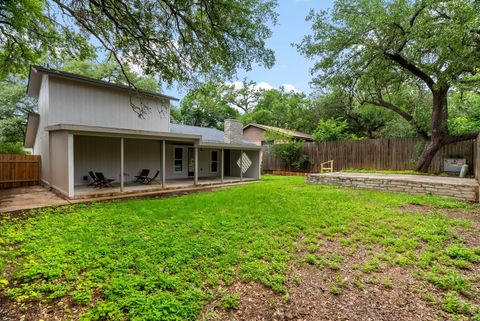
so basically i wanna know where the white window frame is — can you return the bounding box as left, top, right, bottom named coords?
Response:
left=210, top=150, right=219, bottom=173
left=173, top=146, right=184, bottom=173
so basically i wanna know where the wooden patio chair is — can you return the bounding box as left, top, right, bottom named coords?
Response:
left=134, top=169, right=150, bottom=183
left=142, top=170, right=160, bottom=185
left=320, top=160, right=334, bottom=173
left=94, top=172, right=115, bottom=187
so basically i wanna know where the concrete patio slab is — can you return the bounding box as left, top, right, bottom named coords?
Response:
left=0, top=186, right=70, bottom=213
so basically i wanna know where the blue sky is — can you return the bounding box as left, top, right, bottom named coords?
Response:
left=165, top=0, right=334, bottom=100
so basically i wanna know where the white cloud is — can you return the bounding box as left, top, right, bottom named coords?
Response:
left=227, top=81, right=298, bottom=92
left=256, top=82, right=274, bottom=91
left=280, top=83, right=298, bottom=92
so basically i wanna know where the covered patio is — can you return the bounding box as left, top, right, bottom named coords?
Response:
left=45, top=125, right=261, bottom=199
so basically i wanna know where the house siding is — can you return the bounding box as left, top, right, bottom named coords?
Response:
left=33, top=75, right=51, bottom=185
left=243, top=126, right=264, bottom=146
left=47, top=76, right=170, bottom=133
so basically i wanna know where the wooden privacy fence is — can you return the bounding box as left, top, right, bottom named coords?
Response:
left=0, top=154, right=41, bottom=189
left=476, top=134, right=480, bottom=183
left=262, top=137, right=476, bottom=175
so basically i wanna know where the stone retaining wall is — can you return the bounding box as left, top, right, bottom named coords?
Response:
left=307, top=174, right=479, bottom=202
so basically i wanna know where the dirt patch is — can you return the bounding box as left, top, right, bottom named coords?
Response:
left=201, top=267, right=446, bottom=321
left=397, top=204, right=480, bottom=248
left=397, top=204, right=480, bottom=222
left=201, top=239, right=453, bottom=321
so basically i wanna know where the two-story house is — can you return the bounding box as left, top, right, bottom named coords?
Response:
left=24, top=66, right=260, bottom=199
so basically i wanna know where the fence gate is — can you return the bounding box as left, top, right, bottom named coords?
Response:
left=0, top=154, right=41, bottom=189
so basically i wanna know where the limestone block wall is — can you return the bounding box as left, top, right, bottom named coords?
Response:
left=306, top=174, right=478, bottom=202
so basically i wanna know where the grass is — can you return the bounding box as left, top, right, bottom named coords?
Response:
left=342, top=168, right=447, bottom=176
left=0, top=175, right=479, bottom=320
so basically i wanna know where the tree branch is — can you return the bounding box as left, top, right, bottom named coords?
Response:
left=445, top=132, right=479, bottom=144
left=384, top=52, right=435, bottom=91
left=363, top=98, right=430, bottom=140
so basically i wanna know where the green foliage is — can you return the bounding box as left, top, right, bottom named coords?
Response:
left=241, top=87, right=318, bottom=133
left=442, top=292, right=472, bottom=315
left=1, top=1, right=277, bottom=86
left=426, top=269, right=473, bottom=297
left=173, top=82, right=239, bottom=129
left=449, top=92, right=480, bottom=135
left=0, top=78, right=37, bottom=144
left=0, top=142, right=28, bottom=154
left=221, top=294, right=241, bottom=310
left=0, top=0, right=93, bottom=79
left=312, top=118, right=356, bottom=142
left=265, top=129, right=309, bottom=171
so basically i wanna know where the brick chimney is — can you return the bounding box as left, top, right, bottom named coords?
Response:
left=224, top=119, right=244, bottom=144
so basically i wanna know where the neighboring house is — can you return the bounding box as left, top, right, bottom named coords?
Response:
left=24, top=66, right=260, bottom=199
left=243, top=123, right=314, bottom=146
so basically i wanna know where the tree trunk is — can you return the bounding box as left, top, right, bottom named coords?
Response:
left=414, top=139, right=444, bottom=172
left=415, top=86, right=449, bottom=172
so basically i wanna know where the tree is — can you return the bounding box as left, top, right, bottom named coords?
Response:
left=241, top=87, right=318, bottom=133
left=224, top=79, right=263, bottom=114
left=0, top=79, right=36, bottom=144
left=264, top=129, right=310, bottom=171
left=1, top=0, right=278, bottom=90
left=312, top=118, right=356, bottom=142
left=173, top=82, right=239, bottom=129
left=298, top=0, right=480, bottom=172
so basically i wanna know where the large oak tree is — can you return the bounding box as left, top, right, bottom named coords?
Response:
left=298, top=0, right=480, bottom=171
left=1, top=0, right=277, bottom=86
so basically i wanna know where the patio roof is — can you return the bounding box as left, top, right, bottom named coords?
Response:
left=44, top=123, right=261, bottom=150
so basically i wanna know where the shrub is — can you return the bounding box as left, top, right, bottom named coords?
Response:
left=0, top=142, right=29, bottom=154
left=265, top=129, right=310, bottom=171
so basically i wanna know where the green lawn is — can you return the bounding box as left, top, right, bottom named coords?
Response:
left=341, top=168, right=441, bottom=176
left=0, top=176, right=479, bottom=320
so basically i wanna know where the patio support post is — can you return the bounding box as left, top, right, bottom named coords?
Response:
left=120, top=137, right=124, bottom=192
left=240, top=150, right=243, bottom=182
left=162, top=140, right=165, bottom=188
left=221, top=148, right=224, bottom=184
left=194, top=145, right=199, bottom=185
left=257, top=150, right=262, bottom=179
left=67, top=134, right=74, bottom=198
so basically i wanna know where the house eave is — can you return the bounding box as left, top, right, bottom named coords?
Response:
left=27, top=65, right=179, bottom=101
left=24, top=113, right=40, bottom=148
left=45, top=124, right=261, bottom=149
left=200, top=141, right=261, bottom=150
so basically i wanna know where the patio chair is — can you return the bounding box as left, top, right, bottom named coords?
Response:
left=94, top=172, right=115, bottom=187
left=134, top=169, right=150, bottom=183
left=142, top=170, right=160, bottom=185
left=88, top=171, right=101, bottom=187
